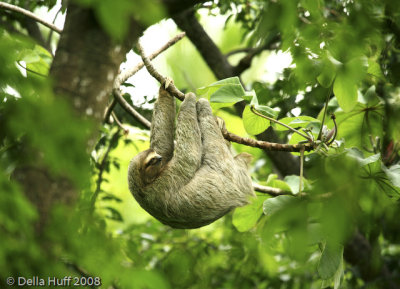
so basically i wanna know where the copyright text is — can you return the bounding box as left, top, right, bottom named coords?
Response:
left=6, top=276, right=101, bottom=287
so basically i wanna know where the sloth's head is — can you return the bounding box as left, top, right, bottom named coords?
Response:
left=129, top=149, right=163, bottom=187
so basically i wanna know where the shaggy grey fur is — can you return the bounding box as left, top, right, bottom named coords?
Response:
left=128, top=87, right=254, bottom=229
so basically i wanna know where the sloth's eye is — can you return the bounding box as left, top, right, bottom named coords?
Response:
left=146, top=155, right=162, bottom=168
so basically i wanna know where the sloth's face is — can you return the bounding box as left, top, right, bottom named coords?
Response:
left=140, top=149, right=163, bottom=185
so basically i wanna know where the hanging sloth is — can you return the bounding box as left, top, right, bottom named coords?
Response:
left=128, top=86, right=254, bottom=229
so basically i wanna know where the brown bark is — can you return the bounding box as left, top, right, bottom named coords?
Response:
left=50, top=4, right=141, bottom=125
left=172, top=9, right=236, bottom=80
left=15, top=3, right=142, bottom=231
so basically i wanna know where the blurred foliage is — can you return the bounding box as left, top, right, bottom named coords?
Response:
left=73, top=0, right=165, bottom=40
left=1, top=0, right=400, bottom=289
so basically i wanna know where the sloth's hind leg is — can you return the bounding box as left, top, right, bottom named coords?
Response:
left=171, top=93, right=202, bottom=175
left=196, top=99, right=231, bottom=163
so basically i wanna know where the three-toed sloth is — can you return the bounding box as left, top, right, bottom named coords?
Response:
left=128, top=86, right=254, bottom=229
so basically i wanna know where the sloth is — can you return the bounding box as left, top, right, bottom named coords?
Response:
left=128, top=86, right=254, bottom=229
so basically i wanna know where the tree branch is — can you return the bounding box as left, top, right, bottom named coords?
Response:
left=222, top=128, right=314, bottom=152
left=112, top=88, right=151, bottom=129
left=137, top=41, right=185, bottom=100
left=137, top=43, right=315, bottom=153
left=111, top=111, right=128, bottom=133
left=162, top=0, right=208, bottom=15
left=115, top=32, right=186, bottom=87
left=172, top=8, right=235, bottom=79
left=233, top=34, right=280, bottom=75
left=253, top=183, right=291, bottom=196
left=108, top=33, right=186, bottom=127
left=136, top=38, right=313, bottom=195
left=0, top=1, right=62, bottom=33
left=225, top=47, right=253, bottom=57
left=104, top=99, right=117, bottom=124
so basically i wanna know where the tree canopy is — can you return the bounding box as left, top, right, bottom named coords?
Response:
left=1, top=0, right=400, bottom=288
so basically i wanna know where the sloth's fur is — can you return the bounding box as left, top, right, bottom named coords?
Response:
left=128, top=87, right=254, bottom=229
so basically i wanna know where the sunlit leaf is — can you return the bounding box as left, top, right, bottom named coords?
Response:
left=197, top=77, right=244, bottom=98
left=318, top=242, right=344, bottom=280
left=265, top=174, right=293, bottom=192
left=382, top=164, right=400, bottom=188
left=198, top=77, right=245, bottom=108
left=284, top=175, right=309, bottom=194
left=263, top=195, right=297, bottom=217
left=232, top=195, right=267, bottom=232
left=242, top=105, right=270, bottom=135
left=333, top=72, right=358, bottom=112
left=210, top=85, right=245, bottom=103
left=335, top=102, right=384, bottom=149
left=367, top=59, right=385, bottom=80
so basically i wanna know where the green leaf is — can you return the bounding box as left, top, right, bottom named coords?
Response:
left=317, top=70, right=336, bottom=88
left=19, top=50, right=40, bottom=64
left=131, top=0, right=165, bottom=27
left=243, top=90, right=256, bottom=102
left=209, top=85, right=245, bottom=103
left=283, top=175, right=309, bottom=194
left=308, top=223, right=324, bottom=245
left=363, top=85, right=380, bottom=105
left=318, top=242, right=344, bottom=280
left=197, top=77, right=246, bottom=108
left=367, top=59, right=385, bottom=80
left=346, top=148, right=380, bottom=166
left=261, top=195, right=306, bottom=243
left=242, top=105, right=270, bottom=135
left=263, top=195, right=297, bottom=217
left=265, top=174, right=293, bottom=192
left=253, top=104, right=280, bottom=118
left=97, top=0, right=131, bottom=40
left=317, top=59, right=336, bottom=88
left=335, top=102, right=384, bottom=149
left=382, top=164, right=400, bottom=188
left=104, top=206, right=123, bottom=221
left=274, top=116, right=320, bottom=131
left=18, top=45, right=52, bottom=76
left=197, top=77, right=244, bottom=98
left=333, top=72, right=358, bottom=112
left=232, top=195, right=267, bottom=232
left=287, top=128, right=316, bottom=156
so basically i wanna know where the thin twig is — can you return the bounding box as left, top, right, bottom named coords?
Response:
left=112, top=88, right=151, bottom=129
left=17, top=61, right=47, bottom=77
left=299, top=147, right=304, bottom=194
left=250, top=105, right=312, bottom=142
left=104, top=99, right=117, bottom=124
left=317, top=85, right=333, bottom=140
left=253, top=183, right=292, bottom=196
left=137, top=43, right=316, bottom=153
left=107, top=33, right=186, bottom=126
left=111, top=111, right=128, bottom=133
left=221, top=128, right=314, bottom=152
left=233, top=34, right=280, bottom=75
left=0, top=1, right=62, bottom=33
left=327, top=114, right=338, bottom=146
left=137, top=41, right=185, bottom=100
left=115, top=32, right=186, bottom=87
left=90, top=129, right=121, bottom=212
left=46, top=4, right=63, bottom=48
